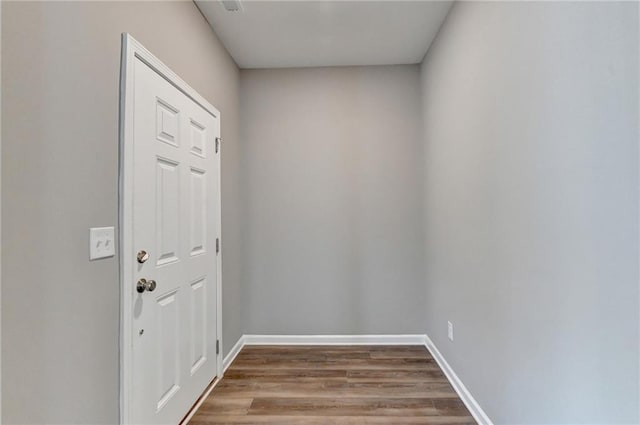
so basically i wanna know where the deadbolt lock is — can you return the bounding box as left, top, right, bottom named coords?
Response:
left=137, top=250, right=149, bottom=264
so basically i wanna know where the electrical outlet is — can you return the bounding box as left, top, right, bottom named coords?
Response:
left=90, top=227, right=115, bottom=260
left=447, top=321, right=454, bottom=341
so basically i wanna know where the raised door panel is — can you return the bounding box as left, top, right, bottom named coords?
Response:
left=155, top=289, right=181, bottom=411
left=189, top=168, right=206, bottom=257
left=155, top=158, right=181, bottom=266
left=190, top=119, right=206, bottom=158
left=189, top=277, right=207, bottom=375
left=156, top=100, right=179, bottom=147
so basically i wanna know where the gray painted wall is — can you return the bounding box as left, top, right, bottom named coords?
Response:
left=1, top=2, right=242, bottom=423
left=420, top=2, right=639, bottom=423
left=240, top=66, right=426, bottom=335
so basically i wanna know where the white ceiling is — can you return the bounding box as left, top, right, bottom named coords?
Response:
left=195, top=1, right=453, bottom=69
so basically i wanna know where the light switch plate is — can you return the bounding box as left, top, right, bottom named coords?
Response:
left=90, top=227, right=115, bottom=260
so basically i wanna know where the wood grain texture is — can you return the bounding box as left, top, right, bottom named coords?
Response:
left=189, top=346, right=475, bottom=424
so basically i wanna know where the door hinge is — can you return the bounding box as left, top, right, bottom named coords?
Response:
left=216, top=238, right=220, bottom=254
left=216, top=340, right=220, bottom=355
left=215, top=137, right=221, bottom=154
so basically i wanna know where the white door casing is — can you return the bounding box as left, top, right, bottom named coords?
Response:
left=119, top=34, right=222, bottom=425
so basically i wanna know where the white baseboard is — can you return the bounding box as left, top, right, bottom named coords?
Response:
left=222, top=335, right=246, bottom=373
left=423, top=334, right=493, bottom=425
left=243, top=334, right=427, bottom=345
left=219, top=333, right=492, bottom=425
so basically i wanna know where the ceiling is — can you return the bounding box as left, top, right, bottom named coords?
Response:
left=195, top=1, right=454, bottom=69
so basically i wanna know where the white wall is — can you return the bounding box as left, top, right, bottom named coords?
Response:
left=1, top=1, right=242, bottom=423
left=420, top=2, right=639, bottom=423
left=240, top=66, right=426, bottom=335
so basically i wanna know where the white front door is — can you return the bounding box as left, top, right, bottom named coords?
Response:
left=130, top=53, right=220, bottom=425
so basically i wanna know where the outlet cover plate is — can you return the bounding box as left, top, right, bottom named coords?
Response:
left=90, top=227, right=115, bottom=260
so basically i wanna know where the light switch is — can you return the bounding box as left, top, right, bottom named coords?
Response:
left=90, top=227, right=115, bottom=260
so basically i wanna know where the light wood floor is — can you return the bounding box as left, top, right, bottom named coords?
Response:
left=189, top=345, right=476, bottom=424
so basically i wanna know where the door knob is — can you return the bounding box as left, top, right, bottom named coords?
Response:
left=137, top=250, right=149, bottom=264
left=136, top=278, right=157, bottom=293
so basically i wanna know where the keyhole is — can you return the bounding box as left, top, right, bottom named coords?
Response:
left=139, top=329, right=144, bottom=336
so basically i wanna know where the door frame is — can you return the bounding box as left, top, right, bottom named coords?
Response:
left=118, top=33, right=223, bottom=425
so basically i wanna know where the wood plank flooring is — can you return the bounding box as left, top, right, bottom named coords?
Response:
left=189, top=345, right=476, bottom=425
